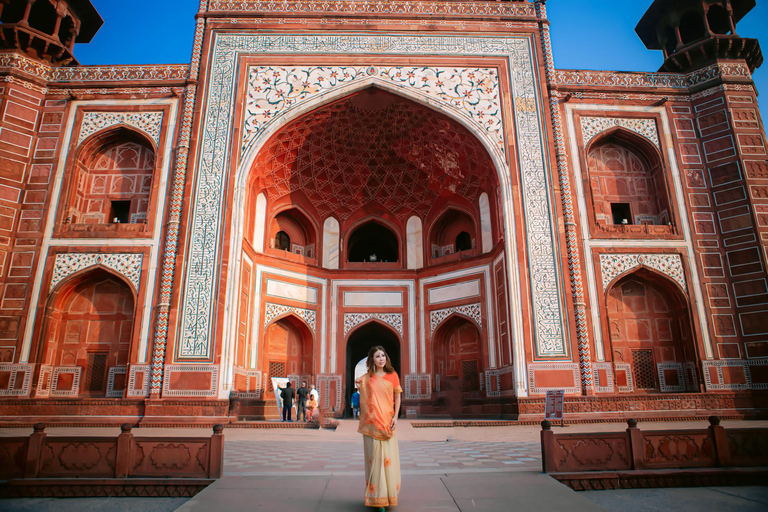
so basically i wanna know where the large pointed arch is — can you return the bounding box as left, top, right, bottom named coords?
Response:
left=221, top=81, right=523, bottom=382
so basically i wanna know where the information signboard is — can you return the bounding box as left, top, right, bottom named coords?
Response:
left=544, top=389, right=565, bottom=421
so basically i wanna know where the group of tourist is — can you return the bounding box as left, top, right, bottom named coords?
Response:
left=278, top=381, right=320, bottom=422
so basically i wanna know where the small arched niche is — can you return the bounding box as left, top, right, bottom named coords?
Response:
left=346, top=220, right=400, bottom=265
left=66, top=128, right=155, bottom=230
left=429, top=208, right=476, bottom=262
left=586, top=130, right=672, bottom=232
left=268, top=208, right=316, bottom=259
left=39, top=268, right=136, bottom=397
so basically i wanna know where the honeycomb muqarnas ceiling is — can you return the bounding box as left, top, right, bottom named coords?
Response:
left=251, top=89, right=497, bottom=222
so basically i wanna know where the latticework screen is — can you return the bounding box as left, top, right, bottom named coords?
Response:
left=632, top=350, right=656, bottom=390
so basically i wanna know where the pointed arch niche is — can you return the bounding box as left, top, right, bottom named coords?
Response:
left=428, top=207, right=478, bottom=264
left=432, top=315, right=485, bottom=396
left=583, top=126, right=676, bottom=238
left=37, top=268, right=137, bottom=398
left=604, top=268, right=698, bottom=394
left=60, top=127, right=157, bottom=236
left=261, top=315, right=314, bottom=397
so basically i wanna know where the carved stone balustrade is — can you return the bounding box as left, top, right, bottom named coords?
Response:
left=0, top=423, right=224, bottom=497
left=540, top=416, right=768, bottom=490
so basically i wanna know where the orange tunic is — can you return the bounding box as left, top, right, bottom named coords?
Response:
left=357, top=371, right=402, bottom=441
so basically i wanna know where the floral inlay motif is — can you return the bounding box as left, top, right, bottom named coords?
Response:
left=264, top=303, right=316, bottom=332
left=243, top=66, right=502, bottom=155
left=430, top=303, right=482, bottom=333
left=50, top=253, right=143, bottom=292
left=344, top=313, right=403, bottom=335
left=78, top=111, right=164, bottom=146
left=580, top=117, right=660, bottom=149
left=599, top=253, right=686, bottom=292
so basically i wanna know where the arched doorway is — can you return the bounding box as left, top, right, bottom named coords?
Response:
left=39, top=268, right=135, bottom=397
left=432, top=315, right=484, bottom=393
left=606, top=269, right=697, bottom=392
left=261, top=316, right=314, bottom=398
left=346, top=321, right=401, bottom=417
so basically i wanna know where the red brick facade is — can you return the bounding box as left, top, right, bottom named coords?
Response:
left=0, top=0, right=765, bottom=424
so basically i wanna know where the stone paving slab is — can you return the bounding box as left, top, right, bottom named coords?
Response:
left=175, top=472, right=606, bottom=512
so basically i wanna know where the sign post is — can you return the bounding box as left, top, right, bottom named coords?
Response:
left=544, top=389, right=566, bottom=427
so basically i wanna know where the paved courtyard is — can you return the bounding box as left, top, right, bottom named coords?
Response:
left=1, top=419, right=767, bottom=511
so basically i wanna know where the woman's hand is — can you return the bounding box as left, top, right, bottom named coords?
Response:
left=390, top=417, right=397, bottom=430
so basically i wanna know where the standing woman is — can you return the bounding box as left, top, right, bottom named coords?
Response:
left=356, top=346, right=402, bottom=510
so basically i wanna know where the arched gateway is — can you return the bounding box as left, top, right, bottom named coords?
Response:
left=227, top=87, right=512, bottom=418
left=7, top=1, right=762, bottom=425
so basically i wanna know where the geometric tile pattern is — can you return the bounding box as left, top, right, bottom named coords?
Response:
left=430, top=303, right=482, bottom=333
left=180, top=33, right=566, bottom=360
left=224, top=439, right=542, bottom=476
left=50, top=252, right=143, bottom=292
left=599, top=253, right=686, bottom=292
left=265, top=303, right=316, bottom=333
left=78, top=111, right=164, bottom=146
left=580, top=116, right=660, bottom=149
left=344, top=313, right=403, bottom=336
left=250, top=89, right=495, bottom=223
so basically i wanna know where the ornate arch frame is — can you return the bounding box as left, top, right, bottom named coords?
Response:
left=176, top=33, right=571, bottom=401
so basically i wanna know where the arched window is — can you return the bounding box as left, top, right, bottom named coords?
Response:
left=663, top=27, right=679, bottom=56
left=679, top=11, right=706, bottom=45
left=587, top=131, right=671, bottom=230
left=429, top=209, right=476, bottom=260
left=706, top=5, right=731, bottom=35
left=347, top=221, right=399, bottom=263
left=68, top=129, right=155, bottom=227
left=275, top=231, right=290, bottom=251
left=269, top=208, right=316, bottom=258
left=27, top=0, right=57, bottom=35
left=455, top=231, right=472, bottom=252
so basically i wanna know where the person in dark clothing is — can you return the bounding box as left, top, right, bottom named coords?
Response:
left=296, top=381, right=310, bottom=422
left=279, top=381, right=296, bottom=422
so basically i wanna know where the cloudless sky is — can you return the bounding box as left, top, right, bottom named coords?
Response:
left=75, top=0, right=768, bottom=117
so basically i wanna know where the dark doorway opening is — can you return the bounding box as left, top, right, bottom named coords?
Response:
left=347, top=221, right=399, bottom=262
left=345, top=321, right=401, bottom=418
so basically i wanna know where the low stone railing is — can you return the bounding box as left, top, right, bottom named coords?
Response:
left=540, top=416, right=768, bottom=489
left=0, top=423, right=224, bottom=497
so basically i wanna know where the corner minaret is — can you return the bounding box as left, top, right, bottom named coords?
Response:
left=0, top=0, right=102, bottom=66
left=635, top=0, right=762, bottom=73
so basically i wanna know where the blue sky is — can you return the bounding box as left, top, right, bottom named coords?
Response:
left=76, top=0, right=768, bottom=117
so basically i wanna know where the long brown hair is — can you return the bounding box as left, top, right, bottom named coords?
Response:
left=366, top=345, right=395, bottom=374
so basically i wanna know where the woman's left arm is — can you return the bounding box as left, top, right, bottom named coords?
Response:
left=391, top=392, right=401, bottom=430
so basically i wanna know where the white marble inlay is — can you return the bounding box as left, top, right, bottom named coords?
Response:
left=343, top=291, right=403, bottom=308
left=428, top=280, right=481, bottom=305
left=265, top=278, right=318, bottom=304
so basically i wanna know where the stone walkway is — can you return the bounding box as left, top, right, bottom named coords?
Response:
left=2, top=418, right=768, bottom=511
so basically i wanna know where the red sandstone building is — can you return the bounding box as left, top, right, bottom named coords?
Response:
left=0, top=0, right=766, bottom=424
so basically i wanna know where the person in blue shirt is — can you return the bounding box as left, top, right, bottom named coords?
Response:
left=351, top=389, right=360, bottom=419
